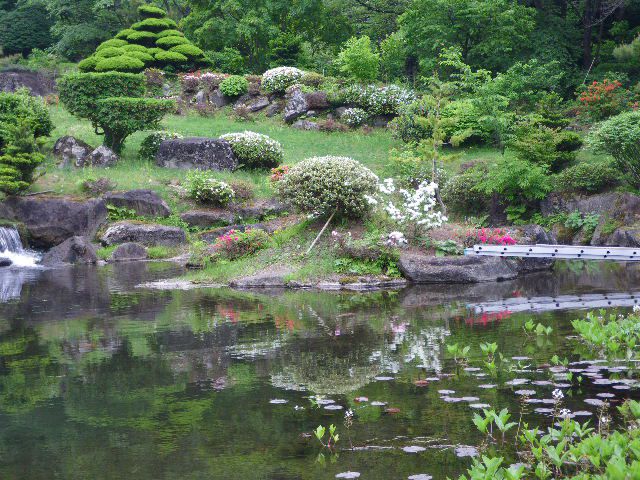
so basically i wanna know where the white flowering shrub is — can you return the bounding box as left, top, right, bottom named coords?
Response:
left=278, top=156, right=379, bottom=218
left=139, top=131, right=183, bottom=161
left=343, top=84, right=415, bottom=116
left=220, top=131, right=283, bottom=168
left=187, top=171, right=235, bottom=206
left=341, top=107, right=368, bottom=127
left=261, top=67, right=305, bottom=94
left=366, top=178, right=447, bottom=234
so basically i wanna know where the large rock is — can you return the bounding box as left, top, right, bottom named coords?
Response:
left=53, top=136, right=93, bottom=168
left=84, top=146, right=118, bottom=168
left=41, top=236, right=98, bottom=266
left=265, top=102, right=283, bottom=117
left=180, top=200, right=287, bottom=228
left=104, top=190, right=171, bottom=218
left=283, top=87, right=308, bottom=123
left=399, top=254, right=519, bottom=284
left=108, top=242, right=148, bottom=262
left=156, top=138, right=237, bottom=171
left=101, top=222, right=186, bottom=247
left=607, top=227, right=640, bottom=247
left=246, top=96, right=270, bottom=112
left=292, top=120, right=320, bottom=131
left=0, top=69, right=56, bottom=96
left=210, top=90, right=231, bottom=108
left=0, top=257, right=12, bottom=267
left=0, top=196, right=107, bottom=248
left=542, top=192, right=640, bottom=224
left=181, top=210, right=234, bottom=228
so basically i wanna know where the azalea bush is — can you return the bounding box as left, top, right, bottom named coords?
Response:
left=341, top=107, right=368, bottom=127
left=186, top=171, right=235, bottom=205
left=578, top=79, right=632, bottom=121
left=261, top=66, right=305, bottom=94
left=210, top=228, right=270, bottom=260
left=220, top=131, right=283, bottom=168
left=139, top=130, right=183, bottom=161
left=277, top=156, right=378, bottom=218
left=464, top=228, right=516, bottom=248
left=342, top=84, right=415, bottom=116
left=270, top=165, right=289, bottom=182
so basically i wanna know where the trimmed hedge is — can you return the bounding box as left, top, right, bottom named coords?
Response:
left=132, top=18, right=177, bottom=32
left=169, top=44, right=204, bottom=58
left=95, top=47, right=126, bottom=58
left=156, top=35, right=189, bottom=47
left=154, top=50, right=188, bottom=63
left=115, top=29, right=136, bottom=39
left=156, top=29, right=184, bottom=38
left=96, top=39, right=128, bottom=51
left=95, top=56, right=146, bottom=73
left=78, top=56, right=99, bottom=72
left=126, top=51, right=155, bottom=63
left=127, top=31, right=157, bottom=42
left=121, top=44, right=149, bottom=53
left=138, top=5, right=167, bottom=18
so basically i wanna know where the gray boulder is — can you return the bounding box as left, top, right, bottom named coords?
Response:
left=370, top=115, right=394, bottom=128
left=101, top=221, right=186, bottom=247
left=195, top=90, right=207, bottom=106
left=292, top=119, right=320, bottom=131
left=335, top=107, right=348, bottom=118
left=87, top=146, right=118, bottom=167
left=0, top=69, right=56, bottom=96
left=0, top=257, right=12, bottom=267
left=0, top=196, right=107, bottom=248
left=181, top=200, right=287, bottom=228
left=53, top=136, right=93, bottom=168
left=181, top=210, right=235, bottom=228
left=42, top=236, right=98, bottom=266
left=283, top=87, right=308, bottom=123
left=399, top=254, right=519, bottom=284
left=210, top=90, right=231, bottom=108
left=607, top=227, right=640, bottom=247
left=156, top=138, right=238, bottom=171
left=108, top=242, right=148, bottom=262
left=246, top=96, right=270, bottom=112
left=265, top=102, right=283, bottom=117
left=104, top=190, right=171, bottom=218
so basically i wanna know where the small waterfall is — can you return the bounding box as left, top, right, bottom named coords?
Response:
left=0, top=226, right=39, bottom=267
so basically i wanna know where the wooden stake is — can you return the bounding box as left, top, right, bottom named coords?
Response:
left=306, top=209, right=336, bottom=255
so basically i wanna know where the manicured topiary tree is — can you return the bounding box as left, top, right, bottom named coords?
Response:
left=78, top=4, right=204, bottom=73
left=59, top=72, right=175, bottom=154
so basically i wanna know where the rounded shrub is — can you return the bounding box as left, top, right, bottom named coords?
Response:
left=555, top=160, right=620, bottom=194
left=341, top=108, right=367, bottom=127
left=220, top=131, right=283, bottom=168
left=170, top=44, right=204, bottom=58
left=186, top=171, right=235, bottom=205
left=115, top=29, right=136, bottom=39
left=96, top=39, right=128, bottom=51
left=261, top=66, right=304, bottom=93
left=132, top=18, right=177, bottom=32
left=441, top=163, right=489, bottom=215
left=154, top=50, right=188, bottom=64
left=139, top=131, right=183, bottom=161
left=277, top=156, right=378, bottom=217
left=126, top=50, right=154, bottom=63
left=95, top=55, right=146, bottom=73
left=127, top=31, right=157, bottom=43
left=147, top=47, right=164, bottom=56
left=219, top=75, right=249, bottom=97
left=156, top=35, right=189, bottom=48
left=156, top=29, right=184, bottom=38
left=121, top=44, right=149, bottom=53
left=78, top=56, right=99, bottom=72
left=95, top=47, right=126, bottom=58
left=138, top=4, right=167, bottom=18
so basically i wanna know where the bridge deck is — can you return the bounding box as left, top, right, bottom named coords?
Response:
left=464, top=244, right=640, bottom=261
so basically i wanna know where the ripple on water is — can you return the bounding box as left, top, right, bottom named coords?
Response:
left=455, top=446, right=478, bottom=458
left=585, top=398, right=606, bottom=406
left=514, top=389, right=536, bottom=396
left=371, top=401, right=387, bottom=406
left=269, top=399, right=288, bottom=404
left=469, top=403, right=491, bottom=409
left=438, top=389, right=455, bottom=395
left=336, top=472, right=360, bottom=479
left=408, top=475, right=432, bottom=480
left=478, top=384, right=497, bottom=389
left=324, top=404, right=344, bottom=410
left=596, top=393, right=615, bottom=398
left=402, top=446, right=427, bottom=453
left=505, top=379, right=529, bottom=386
left=375, top=376, right=394, bottom=381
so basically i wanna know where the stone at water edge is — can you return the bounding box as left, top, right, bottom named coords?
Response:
left=0, top=257, right=12, bottom=267
left=108, top=242, right=148, bottom=262
left=156, top=138, right=238, bottom=171
left=41, top=236, right=98, bottom=266
left=101, top=222, right=187, bottom=247
left=0, top=196, right=107, bottom=248
left=53, top=136, right=93, bottom=168
left=104, top=190, right=171, bottom=218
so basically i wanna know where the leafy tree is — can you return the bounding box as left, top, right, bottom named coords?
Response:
left=336, top=35, right=380, bottom=81
left=399, top=0, right=536, bottom=72
left=0, top=1, right=53, bottom=55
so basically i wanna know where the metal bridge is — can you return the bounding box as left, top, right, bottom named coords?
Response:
left=464, top=244, right=640, bottom=261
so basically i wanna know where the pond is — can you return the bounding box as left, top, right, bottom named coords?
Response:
left=0, top=261, right=639, bottom=479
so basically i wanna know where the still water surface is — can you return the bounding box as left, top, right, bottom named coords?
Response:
left=0, top=261, right=639, bottom=479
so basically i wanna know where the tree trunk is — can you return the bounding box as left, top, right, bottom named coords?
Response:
left=582, top=0, right=594, bottom=69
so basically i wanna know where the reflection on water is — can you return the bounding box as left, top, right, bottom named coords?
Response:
left=0, top=261, right=639, bottom=479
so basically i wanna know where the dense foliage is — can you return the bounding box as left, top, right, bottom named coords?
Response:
left=186, top=171, right=235, bottom=205
left=220, top=131, right=283, bottom=169
left=58, top=72, right=174, bottom=153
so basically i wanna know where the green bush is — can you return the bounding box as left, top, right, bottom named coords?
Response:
left=78, top=56, right=99, bottom=72
left=121, top=44, right=149, bottom=53
left=277, top=156, right=378, bottom=217
left=156, top=35, right=189, bottom=48
left=477, top=157, right=552, bottom=206
left=336, top=35, right=380, bottom=82
left=156, top=29, right=184, bottom=39
left=220, top=131, right=283, bottom=168
left=209, top=228, right=270, bottom=260
left=95, top=55, right=146, bottom=73
left=154, top=50, right=188, bottom=65
left=509, top=124, right=583, bottom=172
left=139, top=131, right=183, bottom=161
left=261, top=66, right=305, bottom=93
left=95, top=47, right=126, bottom=58
left=132, top=18, right=177, bottom=33
left=0, top=151, right=44, bottom=194
left=127, top=31, right=157, bottom=43
left=0, top=89, right=52, bottom=142
left=186, top=172, right=235, bottom=205
left=390, top=99, right=432, bottom=143
left=115, top=29, right=136, bottom=39
left=125, top=51, right=154, bottom=63
left=169, top=44, right=204, bottom=59
left=138, top=5, right=167, bottom=18
left=205, top=47, right=246, bottom=74
left=555, top=161, right=621, bottom=193
left=589, top=110, right=640, bottom=188
left=0, top=2, right=53, bottom=56
left=219, top=75, right=249, bottom=97
left=442, top=164, right=490, bottom=215
left=59, top=73, right=174, bottom=153
left=96, top=39, right=128, bottom=51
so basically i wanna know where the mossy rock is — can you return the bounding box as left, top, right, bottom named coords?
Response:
left=156, top=35, right=189, bottom=48
left=96, top=38, right=128, bottom=51
left=95, top=55, right=145, bottom=73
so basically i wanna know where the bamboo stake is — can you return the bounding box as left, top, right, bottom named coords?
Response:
left=306, top=209, right=337, bottom=255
